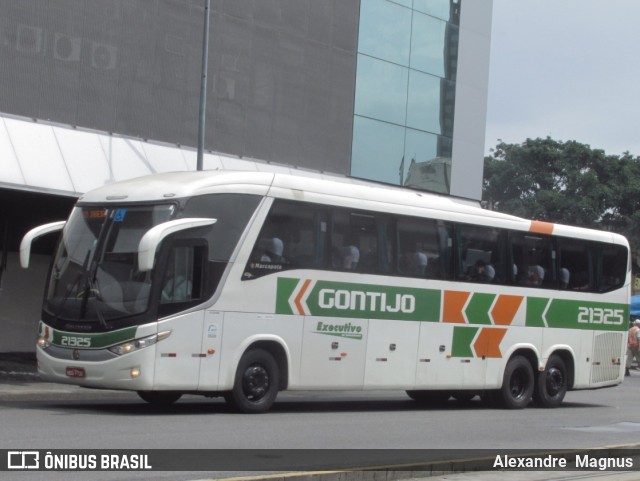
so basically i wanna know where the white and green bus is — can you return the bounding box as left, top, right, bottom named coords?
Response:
left=21, top=170, right=630, bottom=413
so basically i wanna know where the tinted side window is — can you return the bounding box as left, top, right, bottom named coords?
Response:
left=557, top=239, right=593, bottom=291
left=510, top=233, right=555, bottom=288
left=244, top=200, right=327, bottom=279
left=456, top=224, right=504, bottom=284
left=331, top=210, right=391, bottom=274
left=397, top=217, right=447, bottom=279
left=598, top=244, right=628, bottom=292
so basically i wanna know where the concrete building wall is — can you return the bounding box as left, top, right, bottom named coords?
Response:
left=0, top=0, right=359, bottom=173
left=450, top=0, right=493, bottom=199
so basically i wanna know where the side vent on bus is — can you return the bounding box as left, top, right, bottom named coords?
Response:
left=591, top=332, right=625, bottom=384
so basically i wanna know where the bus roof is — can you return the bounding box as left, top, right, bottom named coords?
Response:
left=77, top=169, right=628, bottom=246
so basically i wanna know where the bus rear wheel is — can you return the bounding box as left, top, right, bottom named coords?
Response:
left=137, top=391, right=182, bottom=405
left=496, top=355, right=534, bottom=409
left=225, top=349, right=279, bottom=414
left=534, top=354, right=568, bottom=408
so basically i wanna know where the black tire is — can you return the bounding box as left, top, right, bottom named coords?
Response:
left=137, top=391, right=182, bottom=405
left=225, top=349, right=280, bottom=414
left=406, top=390, right=450, bottom=405
left=534, top=354, right=568, bottom=408
left=496, top=355, right=534, bottom=409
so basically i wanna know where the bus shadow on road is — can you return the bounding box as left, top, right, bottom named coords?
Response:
left=8, top=396, right=610, bottom=416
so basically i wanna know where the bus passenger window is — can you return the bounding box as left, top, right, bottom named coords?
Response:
left=244, top=199, right=327, bottom=279
left=397, top=217, right=439, bottom=278
left=330, top=210, right=389, bottom=274
left=456, top=224, right=503, bottom=284
left=510, top=233, right=554, bottom=288
left=598, top=244, right=627, bottom=292
left=558, top=240, right=591, bottom=291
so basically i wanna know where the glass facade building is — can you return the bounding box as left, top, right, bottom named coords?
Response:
left=352, top=0, right=460, bottom=194
left=0, top=0, right=493, bottom=352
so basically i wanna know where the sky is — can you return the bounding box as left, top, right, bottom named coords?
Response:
left=484, top=0, right=640, bottom=157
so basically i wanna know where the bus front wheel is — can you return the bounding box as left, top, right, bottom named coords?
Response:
left=534, top=354, right=568, bottom=408
left=225, top=349, right=280, bottom=414
left=497, top=355, right=534, bottom=409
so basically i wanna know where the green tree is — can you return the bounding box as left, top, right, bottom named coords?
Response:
left=483, top=137, right=640, bottom=245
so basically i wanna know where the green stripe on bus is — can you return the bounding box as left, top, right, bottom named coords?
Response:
left=306, top=280, right=441, bottom=321
left=277, top=277, right=629, bottom=331
left=51, top=326, right=138, bottom=349
left=276, top=277, right=441, bottom=321
left=545, top=299, right=628, bottom=331
left=526, top=297, right=548, bottom=328
left=275, top=277, right=299, bottom=315
left=466, top=293, right=495, bottom=325
left=526, top=297, right=628, bottom=331
left=452, top=326, right=478, bottom=357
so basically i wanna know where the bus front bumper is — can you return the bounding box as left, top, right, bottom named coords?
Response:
left=36, top=344, right=156, bottom=391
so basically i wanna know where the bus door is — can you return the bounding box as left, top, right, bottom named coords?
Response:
left=153, top=244, right=207, bottom=390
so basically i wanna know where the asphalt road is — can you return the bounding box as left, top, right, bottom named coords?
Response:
left=2, top=368, right=640, bottom=481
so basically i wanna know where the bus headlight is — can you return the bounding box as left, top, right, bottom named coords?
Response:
left=108, top=330, right=171, bottom=356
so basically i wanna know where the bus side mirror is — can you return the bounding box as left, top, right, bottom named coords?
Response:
left=137, top=218, right=217, bottom=272
left=20, top=221, right=66, bottom=268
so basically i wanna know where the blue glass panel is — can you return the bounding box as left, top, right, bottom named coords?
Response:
left=403, top=128, right=451, bottom=194
left=354, top=55, right=409, bottom=126
left=413, top=0, right=457, bottom=23
left=388, top=0, right=413, bottom=8
left=351, top=116, right=406, bottom=185
left=358, top=0, right=412, bottom=66
left=410, top=11, right=447, bottom=77
left=406, top=70, right=441, bottom=134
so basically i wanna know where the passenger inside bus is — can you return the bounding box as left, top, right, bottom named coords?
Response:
left=559, top=267, right=570, bottom=289
left=260, top=237, right=284, bottom=263
left=398, top=241, right=428, bottom=276
left=468, top=260, right=495, bottom=283
left=527, top=265, right=545, bottom=286
left=340, top=244, right=360, bottom=270
left=161, top=249, right=194, bottom=303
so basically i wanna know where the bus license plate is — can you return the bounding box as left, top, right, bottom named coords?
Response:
left=66, top=367, right=85, bottom=378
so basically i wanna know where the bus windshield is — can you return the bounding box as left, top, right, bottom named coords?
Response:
left=45, top=204, right=176, bottom=325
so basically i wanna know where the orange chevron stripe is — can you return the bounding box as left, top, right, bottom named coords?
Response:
left=491, top=295, right=523, bottom=326
left=530, top=220, right=554, bottom=235
left=443, top=290, right=470, bottom=323
left=294, top=279, right=312, bottom=314
left=473, top=328, right=507, bottom=358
